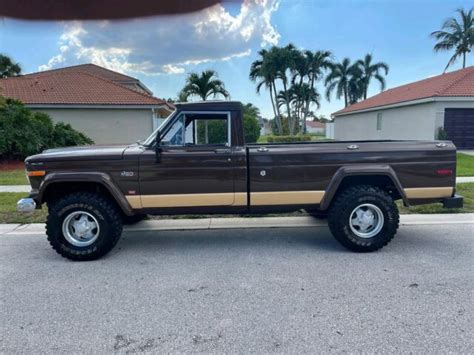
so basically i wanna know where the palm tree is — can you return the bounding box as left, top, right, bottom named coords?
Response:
left=356, top=54, right=389, bottom=100
left=301, top=50, right=332, bottom=132
left=250, top=49, right=283, bottom=134
left=0, top=54, right=22, bottom=78
left=431, top=8, right=473, bottom=71
left=179, top=70, right=229, bottom=101
left=280, top=83, right=321, bottom=133
left=275, top=44, right=299, bottom=135
left=243, top=103, right=260, bottom=118
left=325, top=58, right=361, bottom=107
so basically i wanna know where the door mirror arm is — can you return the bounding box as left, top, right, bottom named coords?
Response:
left=155, top=133, right=163, bottom=163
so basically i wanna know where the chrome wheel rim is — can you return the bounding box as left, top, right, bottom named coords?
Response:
left=62, top=211, right=100, bottom=247
left=349, top=203, right=384, bottom=238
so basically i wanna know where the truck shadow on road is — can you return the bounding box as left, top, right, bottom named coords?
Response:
left=114, top=227, right=347, bottom=255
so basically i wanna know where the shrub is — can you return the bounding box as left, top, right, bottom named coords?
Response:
left=0, top=99, right=93, bottom=159
left=436, top=127, right=448, bottom=140
left=243, top=113, right=260, bottom=143
left=51, top=122, right=93, bottom=148
left=266, top=135, right=312, bottom=143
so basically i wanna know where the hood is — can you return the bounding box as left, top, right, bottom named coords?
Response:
left=26, top=144, right=134, bottom=163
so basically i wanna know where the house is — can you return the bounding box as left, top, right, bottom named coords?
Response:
left=305, top=120, right=326, bottom=135
left=258, top=116, right=273, bottom=136
left=0, top=64, right=173, bottom=144
left=332, top=66, right=474, bottom=149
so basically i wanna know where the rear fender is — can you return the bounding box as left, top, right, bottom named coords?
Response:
left=319, top=165, right=408, bottom=210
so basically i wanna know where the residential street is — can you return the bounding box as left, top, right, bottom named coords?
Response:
left=1, top=221, right=473, bottom=353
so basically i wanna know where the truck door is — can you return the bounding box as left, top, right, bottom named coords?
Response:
left=137, top=111, right=236, bottom=209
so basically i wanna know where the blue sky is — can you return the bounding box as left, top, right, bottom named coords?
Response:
left=0, top=0, right=472, bottom=118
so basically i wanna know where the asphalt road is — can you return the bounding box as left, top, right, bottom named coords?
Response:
left=1, top=224, right=473, bottom=353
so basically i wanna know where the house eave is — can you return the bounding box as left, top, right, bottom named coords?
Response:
left=25, top=103, right=172, bottom=110
left=332, top=96, right=474, bottom=118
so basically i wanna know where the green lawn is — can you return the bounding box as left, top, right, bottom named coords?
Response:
left=0, top=169, right=28, bottom=185
left=457, top=153, right=474, bottom=177
left=1, top=183, right=472, bottom=224
left=0, top=192, right=48, bottom=224
left=398, top=183, right=473, bottom=214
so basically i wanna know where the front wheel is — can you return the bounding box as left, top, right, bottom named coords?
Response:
left=46, top=192, right=123, bottom=261
left=327, top=185, right=399, bottom=252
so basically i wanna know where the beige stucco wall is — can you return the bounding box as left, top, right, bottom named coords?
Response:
left=334, top=99, right=474, bottom=141
left=334, top=103, right=437, bottom=140
left=32, top=108, right=154, bottom=144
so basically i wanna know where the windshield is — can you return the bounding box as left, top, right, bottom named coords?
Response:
left=143, top=110, right=176, bottom=146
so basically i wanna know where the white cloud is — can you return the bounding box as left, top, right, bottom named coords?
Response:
left=40, top=0, right=280, bottom=75
left=162, top=64, right=185, bottom=74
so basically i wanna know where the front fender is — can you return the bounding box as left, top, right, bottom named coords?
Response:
left=35, top=172, right=134, bottom=216
left=319, top=165, right=409, bottom=210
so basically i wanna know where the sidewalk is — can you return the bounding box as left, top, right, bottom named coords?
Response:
left=1, top=214, right=473, bottom=235
left=2, top=177, right=474, bottom=193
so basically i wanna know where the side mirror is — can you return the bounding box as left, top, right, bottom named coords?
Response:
left=155, top=141, right=163, bottom=163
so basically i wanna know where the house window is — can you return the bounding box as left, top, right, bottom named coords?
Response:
left=376, top=112, right=383, bottom=130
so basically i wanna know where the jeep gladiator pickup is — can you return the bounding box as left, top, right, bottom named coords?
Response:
left=18, top=101, right=463, bottom=260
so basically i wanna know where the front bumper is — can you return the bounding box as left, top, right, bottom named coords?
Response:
left=17, top=198, right=37, bottom=213
left=443, top=194, right=463, bottom=209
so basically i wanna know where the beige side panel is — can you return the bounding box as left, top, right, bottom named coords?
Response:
left=251, top=191, right=325, bottom=206
left=127, top=193, right=235, bottom=208
left=404, top=187, right=453, bottom=199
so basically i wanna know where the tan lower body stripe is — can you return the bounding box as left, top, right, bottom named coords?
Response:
left=404, top=187, right=453, bottom=199
left=126, top=190, right=325, bottom=209
left=250, top=191, right=325, bottom=206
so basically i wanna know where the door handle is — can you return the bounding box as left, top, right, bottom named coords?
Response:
left=214, top=148, right=232, bottom=154
left=257, top=147, right=269, bottom=152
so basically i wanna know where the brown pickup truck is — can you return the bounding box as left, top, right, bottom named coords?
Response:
left=18, top=101, right=463, bottom=260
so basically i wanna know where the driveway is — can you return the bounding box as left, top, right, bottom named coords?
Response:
left=1, top=223, right=473, bottom=353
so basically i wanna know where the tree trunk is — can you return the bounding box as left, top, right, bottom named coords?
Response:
left=282, top=79, right=293, bottom=135
left=463, top=52, right=466, bottom=68
left=302, top=74, right=315, bottom=134
left=344, top=86, right=348, bottom=107
left=271, top=82, right=283, bottom=134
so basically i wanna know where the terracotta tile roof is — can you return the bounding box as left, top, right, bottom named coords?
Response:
left=306, top=120, right=326, bottom=128
left=21, top=63, right=153, bottom=95
left=23, top=63, right=136, bottom=81
left=0, top=71, right=166, bottom=106
left=334, top=66, right=474, bottom=116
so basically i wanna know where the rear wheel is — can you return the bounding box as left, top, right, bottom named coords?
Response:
left=46, top=192, right=123, bottom=261
left=327, top=185, right=399, bottom=252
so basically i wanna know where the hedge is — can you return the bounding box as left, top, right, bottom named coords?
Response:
left=0, top=98, right=93, bottom=159
left=266, top=135, right=312, bottom=143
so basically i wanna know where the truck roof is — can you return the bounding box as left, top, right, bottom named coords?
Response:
left=174, top=101, right=242, bottom=111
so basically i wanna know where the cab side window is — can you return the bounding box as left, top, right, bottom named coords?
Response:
left=161, top=114, right=185, bottom=146
left=162, top=112, right=229, bottom=147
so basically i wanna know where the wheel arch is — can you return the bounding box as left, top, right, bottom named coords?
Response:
left=319, top=165, right=408, bottom=210
left=37, top=172, right=134, bottom=216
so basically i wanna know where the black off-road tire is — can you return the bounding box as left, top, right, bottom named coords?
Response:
left=327, top=185, right=399, bottom=252
left=122, top=213, right=147, bottom=225
left=46, top=192, right=123, bottom=261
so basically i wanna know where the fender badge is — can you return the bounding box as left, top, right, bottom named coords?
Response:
left=121, top=171, right=135, bottom=177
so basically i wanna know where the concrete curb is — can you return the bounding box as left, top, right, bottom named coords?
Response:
left=0, top=185, right=30, bottom=193
left=457, top=177, right=474, bottom=183
left=1, top=214, right=473, bottom=236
